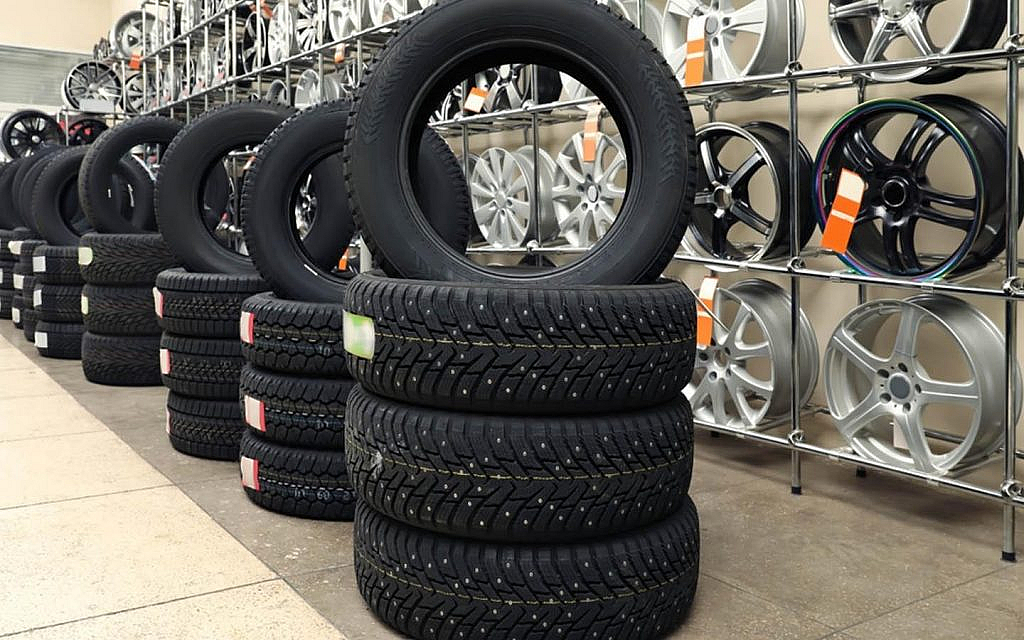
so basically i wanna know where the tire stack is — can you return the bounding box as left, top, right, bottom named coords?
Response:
left=236, top=294, right=357, bottom=520
left=31, top=246, right=85, bottom=358
left=79, top=233, right=178, bottom=385
left=0, top=231, right=16, bottom=320
left=156, top=269, right=267, bottom=460
left=11, top=238, right=46, bottom=340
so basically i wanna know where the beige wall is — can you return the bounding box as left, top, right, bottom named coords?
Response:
left=0, top=0, right=136, bottom=53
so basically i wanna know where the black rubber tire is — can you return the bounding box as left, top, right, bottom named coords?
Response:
left=155, top=101, right=295, bottom=274
left=22, top=307, right=37, bottom=342
left=344, top=273, right=697, bottom=414
left=16, top=150, right=62, bottom=236
left=345, top=0, right=695, bottom=285
left=11, top=295, right=24, bottom=328
left=20, top=274, right=36, bottom=302
left=239, top=430, right=356, bottom=521
left=79, top=233, right=178, bottom=286
left=160, top=334, right=243, bottom=400
left=13, top=239, right=46, bottom=269
left=0, top=263, right=13, bottom=291
left=167, top=392, right=244, bottom=461
left=155, top=269, right=268, bottom=338
left=11, top=147, right=62, bottom=230
left=11, top=227, right=38, bottom=241
left=240, top=293, right=349, bottom=377
left=0, top=161, right=25, bottom=228
left=0, top=289, right=13, bottom=319
left=34, top=321, right=85, bottom=359
left=33, top=284, right=83, bottom=323
left=31, top=147, right=92, bottom=246
left=82, top=284, right=161, bottom=335
left=354, top=497, right=700, bottom=640
left=79, top=116, right=180, bottom=233
left=32, top=245, right=83, bottom=285
left=241, top=99, right=470, bottom=301
left=346, top=386, right=694, bottom=542
left=0, top=229, right=17, bottom=261
left=239, top=364, right=355, bottom=449
left=82, top=332, right=162, bottom=386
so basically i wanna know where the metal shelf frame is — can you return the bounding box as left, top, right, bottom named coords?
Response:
left=130, top=0, right=1024, bottom=558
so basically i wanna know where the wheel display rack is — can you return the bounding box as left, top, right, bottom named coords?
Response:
left=133, top=0, right=1024, bottom=559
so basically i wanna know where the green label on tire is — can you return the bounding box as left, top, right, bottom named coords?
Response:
left=344, top=311, right=376, bottom=360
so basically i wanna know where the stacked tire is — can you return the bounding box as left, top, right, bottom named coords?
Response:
left=156, top=269, right=267, bottom=460
left=0, top=230, right=16, bottom=320
left=12, top=239, right=46, bottom=339
left=32, top=245, right=85, bottom=358
left=80, top=234, right=177, bottom=385
left=237, top=295, right=357, bottom=520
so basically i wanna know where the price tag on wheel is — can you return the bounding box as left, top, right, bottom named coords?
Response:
left=696, top=275, right=719, bottom=347
left=462, top=87, right=489, bottom=114
left=582, top=105, right=602, bottom=163
left=683, top=16, right=708, bottom=87
left=333, top=45, right=346, bottom=64
left=821, top=169, right=866, bottom=254
left=129, top=54, right=141, bottom=70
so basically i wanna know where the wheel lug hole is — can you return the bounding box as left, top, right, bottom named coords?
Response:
left=880, top=393, right=892, bottom=403
left=878, top=369, right=890, bottom=378
left=914, top=384, right=921, bottom=394
left=903, top=403, right=912, bottom=412
left=897, top=363, right=908, bottom=373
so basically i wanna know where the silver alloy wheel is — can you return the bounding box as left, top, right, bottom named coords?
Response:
left=293, top=69, right=322, bottom=108
left=825, top=294, right=1019, bottom=475
left=551, top=130, right=627, bottom=247
left=161, top=63, right=181, bottom=104
left=63, top=62, right=123, bottom=110
left=431, top=83, right=464, bottom=123
left=686, top=279, right=818, bottom=431
left=110, top=11, right=151, bottom=59
left=470, top=146, right=556, bottom=249
left=242, top=11, right=266, bottom=74
left=474, top=65, right=534, bottom=112
left=296, top=0, right=325, bottom=52
left=329, top=0, right=368, bottom=40
left=268, top=2, right=297, bottom=64
left=828, top=0, right=977, bottom=83
left=122, top=71, right=158, bottom=114
left=321, top=72, right=348, bottom=100
left=369, top=0, right=410, bottom=25
left=560, top=0, right=663, bottom=103
left=265, top=78, right=291, bottom=106
left=180, top=0, right=203, bottom=32
left=194, top=45, right=214, bottom=93
left=148, top=14, right=164, bottom=51
left=213, top=38, right=230, bottom=82
left=661, top=0, right=803, bottom=97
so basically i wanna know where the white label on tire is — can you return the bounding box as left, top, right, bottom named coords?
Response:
left=243, top=396, right=265, bottom=431
left=153, top=287, right=164, bottom=317
left=32, top=255, right=45, bottom=273
left=343, top=311, right=375, bottom=360
left=33, top=288, right=42, bottom=309
left=165, top=409, right=171, bottom=435
left=35, top=332, right=48, bottom=349
left=13, top=274, right=23, bottom=290
left=9, top=241, right=22, bottom=255
left=159, top=348, right=171, bottom=375
left=240, top=456, right=260, bottom=490
left=81, top=295, right=89, bottom=315
left=11, top=308, right=20, bottom=324
left=78, top=246, right=94, bottom=266
left=239, top=311, right=254, bottom=344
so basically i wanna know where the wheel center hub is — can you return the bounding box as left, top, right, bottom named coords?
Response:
left=882, top=178, right=909, bottom=208
left=888, top=374, right=912, bottom=400
left=586, top=184, right=600, bottom=202
left=712, top=183, right=734, bottom=209
left=878, top=0, right=911, bottom=20
left=30, top=135, right=40, bottom=144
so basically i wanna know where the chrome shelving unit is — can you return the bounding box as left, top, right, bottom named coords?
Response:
left=132, top=0, right=1023, bottom=558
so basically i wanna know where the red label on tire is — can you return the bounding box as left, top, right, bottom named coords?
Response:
left=243, top=395, right=265, bottom=431
left=240, top=456, right=260, bottom=490
left=240, top=310, right=255, bottom=345
left=159, top=348, right=171, bottom=375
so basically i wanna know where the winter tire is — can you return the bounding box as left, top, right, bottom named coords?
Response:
left=239, top=430, right=356, bottom=520
left=34, top=321, right=85, bottom=359
left=155, top=269, right=268, bottom=338
left=11, top=295, right=24, bottom=328
left=32, top=245, right=83, bottom=285
left=354, top=496, right=700, bottom=640
left=240, top=364, right=356, bottom=449
left=82, top=332, right=162, bottom=386
left=33, top=284, right=84, bottom=323
left=82, top=284, right=161, bottom=335
left=79, top=233, right=178, bottom=286
left=240, top=293, right=349, bottom=376
left=22, top=308, right=37, bottom=342
left=0, top=290, right=13, bottom=319
left=159, top=334, right=243, bottom=400
left=345, top=0, right=696, bottom=285
left=344, top=273, right=697, bottom=414
left=167, top=392, right=244, bottom=461
left=0, top=264, right=13, bottom=291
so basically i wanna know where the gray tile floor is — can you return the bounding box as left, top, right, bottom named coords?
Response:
left=3, top=321, right=1022, bottom=639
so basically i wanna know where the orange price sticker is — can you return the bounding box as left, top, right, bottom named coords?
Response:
left=820, top=169, right=866, bottom=254
left=582, top=105, right=602, bottom=163
left=683, top=16, right=708, bottom=87
left=129, top=54, right=141, bottom=70
left=695, top=275, right=719, bottom=348
left=338, top=249, right=349, bottom=271
left=462, top=87, right=489, bottom=114
left=333, top=45, right=346, bottom=64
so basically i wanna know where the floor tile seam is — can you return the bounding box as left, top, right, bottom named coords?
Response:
left=0, top=482, right=176, bottom=513
left=698, top=572, right=838, bottom=632
left=0, top=427, right=112, bottom=444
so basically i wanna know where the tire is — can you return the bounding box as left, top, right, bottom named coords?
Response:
left=240, top=364, right=355, bottom=449
left=346, top=386, right=694, bottom=542
left=241, top=99, right=470, bottom=302
left=159, top=334, right=243, bottom=400
left=79, top=233, right=178, bottom=286
left=13, top=239, right=46, bottom=267
left=167, top=392, right=244, bottom=461
left=79, top=116, right=180, bottom=233
left=239, top=430, right=356, bottom=520
left=345, top=0, right=695, bottom=285
left=15, top=149, right=62, bottom=235
left=11, top=295, right=24, bottom=328
left=34, top=321, right=85, bottom=359
left=0, top=290, right=13, bottom=319
left=0, top=229, right=17, bottom=261
left=22, top=307, right=37, bottom=342
left=32, top=245, right=83, bottom=285
left=155, top=101, right=295, bottom=274
left=82, top=332, right=162, bottom=386
left=33, top=284, right=83, bottom=323
left=30, top=147, right=92, bottom=246
left=20, top=275, right=36, bottom=302
left=82, top=284, right=161, bottom=335
left=11, top=227, right=38, bottom=241
left=0, top=264, right=13, bottom=291
left=240, top=293, right=349, bottom=376
left=0, top=163, right=25, bottom=229
left=344, top=273, right=697, bottom=414
left=155, top=269, right=268, bottom=338
left=354, top=497, right=700, bottom=640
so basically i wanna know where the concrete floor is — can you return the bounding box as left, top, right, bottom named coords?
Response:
left=1, top=321, right=1022, bottom=639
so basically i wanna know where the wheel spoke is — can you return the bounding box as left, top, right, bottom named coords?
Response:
left=699, top=140, right=723, bottom=182
left=917, top=377, right=980, bottom=406
left=727, top=152, right=764, bottom=189
left=892, top=306, right=923, bottom=358
left=911, top=126, right=947, bottom=174
left=914, top=204, right=974, bottom=230
left=893, top=412, right=938, bottom=474
left=831, top=326, right=887, bottom=376
left=730, top=201, right=772, bottom=236
left=829, top=0, right=876, bottom=21
left=849, top=126, right=891, bottom=170
left=919, top=188, right=976, bottom=213
left=708, top=45, right=742, bottom=80
left=835, top=395, right=888, bottom=438
left=882, top=222, right=904, bottom=272
left=898, top=220, right=924, bottom=272
left=722, top=1, right=766, bottom=34
left=894, top=117, right=932, bottom=163
left=900, top=13, right=936, bottom=57
left=862, top=22, right=896, bottom=62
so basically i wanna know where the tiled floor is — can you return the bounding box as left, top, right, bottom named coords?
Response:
left=1, top=322, right=1022, bottom=639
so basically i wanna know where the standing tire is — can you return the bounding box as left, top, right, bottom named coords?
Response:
left=79, top=233, right=178, bottom=286
left=82, top=332, right=163, bottom=386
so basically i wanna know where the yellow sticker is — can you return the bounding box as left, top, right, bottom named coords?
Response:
left=343, top=311, right=376, bottom=360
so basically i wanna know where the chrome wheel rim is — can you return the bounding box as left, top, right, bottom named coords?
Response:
left=470, top=147, right=537, bottom=249
left=180, top=0, right=202, bottom=32
left=369, top=0, right=410, bottom=25
left=329, top=0, right=367, bottom=40
left=551, top=131, right=627, bottom=247
left=321, top=72, right=349, bottom=100
left=110, top=11, right=150, bottom=59
left=63, top=62, right=123, bottom=110
left=687, top=279, right=818, bottom=430
left=268, top=3, right=297, bottom=64
left=293, top=69, right=322, bottom=108
left=296, top=0, right=325, bottom=52
left=266, top=78, right=291, bottom=106
left=122, top=71, right=157, bottom=114
left=242, top=12, right=266, bottom=74
left=825, top=294, right=1019, bottom=475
